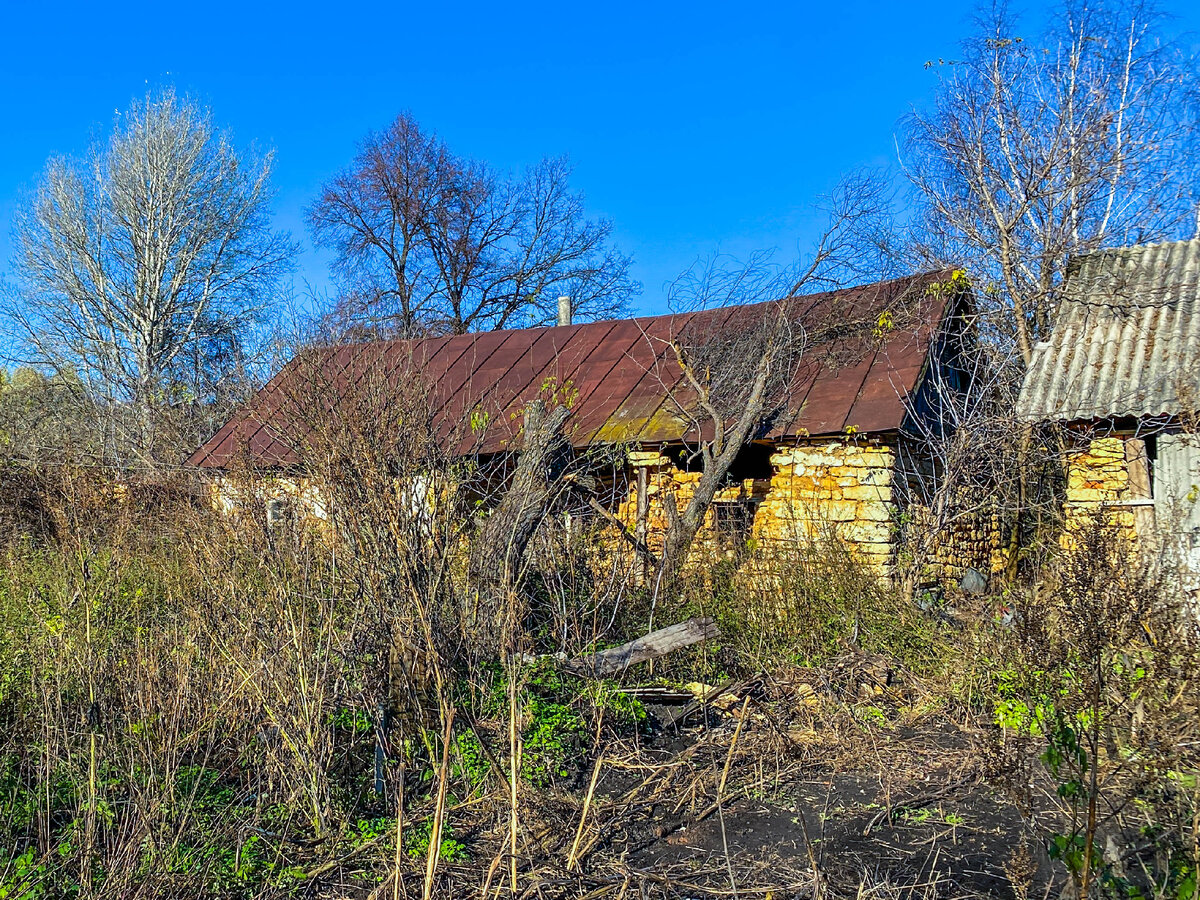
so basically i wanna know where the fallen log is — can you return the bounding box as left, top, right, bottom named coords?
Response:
left=565, top=617, right=719, bottom=678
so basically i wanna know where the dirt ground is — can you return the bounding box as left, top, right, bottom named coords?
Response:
left=401, top=665, right=1071, bottom=900
left=317, top=663, right=1072, bottom=900
left=613, top=716, right=1053, bottom=899
left=565, top=695, right=1059, bottom=900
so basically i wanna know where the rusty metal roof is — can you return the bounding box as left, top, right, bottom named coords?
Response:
left=188, top=270, right=955, bottom=468
left=1018, top=239, right=1200, bottom=424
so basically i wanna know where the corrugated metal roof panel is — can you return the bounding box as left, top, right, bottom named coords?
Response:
left=189, top=270, right=955, bottom=468
left=1018, top=239, right=1200, bottom=422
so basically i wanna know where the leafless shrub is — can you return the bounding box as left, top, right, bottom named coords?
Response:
left=1000, top=512, right=1200, bottom=898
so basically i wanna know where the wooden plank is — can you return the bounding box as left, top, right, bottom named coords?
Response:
left=565, top=617, right=719, bottom=677
left=1126, top=437, right=1156, bottom=552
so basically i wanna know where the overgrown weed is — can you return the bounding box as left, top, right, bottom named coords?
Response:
left=2, top=463, right=1198, bottom=898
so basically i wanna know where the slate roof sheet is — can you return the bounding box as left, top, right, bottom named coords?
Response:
left=1018, top=239, right=1200, bottom=423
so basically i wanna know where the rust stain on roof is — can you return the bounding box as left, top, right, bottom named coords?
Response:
left=187, top=270, right=954, bottom=468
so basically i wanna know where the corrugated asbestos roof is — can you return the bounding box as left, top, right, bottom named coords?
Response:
left=1018, top=239, right=1200, bottom=423
left=187, top=270, right=956, bottom=469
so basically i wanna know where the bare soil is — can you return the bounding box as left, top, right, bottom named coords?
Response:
left=560, top=701, right=1058, bottom=900
left=319, top=663, right=1070, bottom=899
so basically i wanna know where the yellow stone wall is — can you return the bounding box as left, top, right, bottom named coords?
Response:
left=904, top=497, right=1005, bottom=590
left=614, top=452, right=771, bottom=557
left=617, top=439, right=899, bottom=572
left=1063, top=435, right=1138, bottom=541
left=209, top=475, right=330, bottom=524
left=208, top=436, right=1004, bottom=588
left=756, top=440, right=896, bottom=570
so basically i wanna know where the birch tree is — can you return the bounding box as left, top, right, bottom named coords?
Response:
left=904, top=0, right=1200, bottom=368
left=7, top=89, right=295, bottom=462
left=900, top=0, right=1200, bottom=580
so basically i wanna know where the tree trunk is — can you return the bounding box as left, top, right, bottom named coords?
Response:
left=467, top=400, right=571, bottom=641
left=658, top=440, right=746, bottom=587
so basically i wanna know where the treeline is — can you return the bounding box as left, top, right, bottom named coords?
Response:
left=2, top=0, right=1197, bottom=472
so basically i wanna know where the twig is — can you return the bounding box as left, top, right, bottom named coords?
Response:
left=508, top=665, right=522, bottom=895
left=568, top=749, right=606, bottom=871
left=586, top=497, right=660, bottom=567
left=422, top=707, right=456, bottom=900
left=393, top=756, right=406, bottom=900
left=862, top=780, right=966, bottom=834
left=623, top=864, right=807, bottom=897
left=695, top=697, right=753, bottom=825
left=480, top=846, right=505, bottom=900
left=717, top=696, right=751, bottom=900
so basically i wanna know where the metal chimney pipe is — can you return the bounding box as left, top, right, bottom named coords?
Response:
left=556, top=295, right=572, bottom=327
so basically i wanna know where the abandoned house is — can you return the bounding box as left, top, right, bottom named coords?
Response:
left=1018, top=238, right=1200, bottom=584
left=188, top=269, right=992, bottom=584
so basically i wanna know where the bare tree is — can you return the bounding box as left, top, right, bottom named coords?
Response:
left=897, top=0, right=1200, bottom=581
left=655, top=175, right=895, bottom=584
left=6, top=89, right=295, bottom=463
left=903, top=0, right=1200, bottom=368
left=307, top=112, right=638, bottom=338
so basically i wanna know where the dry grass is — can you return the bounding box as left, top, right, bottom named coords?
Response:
left=0, top=463, right=1197, bottom=899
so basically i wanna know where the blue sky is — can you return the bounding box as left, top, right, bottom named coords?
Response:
left=3, top=0, right=1199, bottom=317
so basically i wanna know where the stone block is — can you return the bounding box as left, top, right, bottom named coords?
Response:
left=843, top=484, right=893, bottom=502
left=860, top=468, right=893, bottom=486
left=855, top=501, right=895, bottom=522
left=1066, top=489, right=1116, bottom=504
left=841, top=521, right=891, bottom=544
left=628, top=451, right=670, bottom=467
left=823, top=503, right=858, bottom=522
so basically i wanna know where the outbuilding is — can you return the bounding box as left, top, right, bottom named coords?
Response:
left=1018, top=238, right=1200, bottom=584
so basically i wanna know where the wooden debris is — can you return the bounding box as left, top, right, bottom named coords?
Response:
left=565, top=617, right=719, bottom=677
left=683, top=682, right=739, bottom=711
left=664, top=674, right=765, bottom=727
left=617, top=685, right=696, bottom=703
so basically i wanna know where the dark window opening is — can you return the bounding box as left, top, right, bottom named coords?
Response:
left=726, top=443, right=775, bottom=481
left=663, top=442, right=775, bottom=481
left=1126, top=434, right=1156, bottom=501
left=712, top=499, right=758, bottom=548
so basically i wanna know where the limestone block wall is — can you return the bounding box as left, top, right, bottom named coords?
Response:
left=209, top=475, right=330, bottom=525
left=1062, top=435, right=1139, bottom=541
left=904, top=499, right=1004, bottom=590
left=756, top=440, right=897, bottom=570
left=1066, top=436, right=1129, bottom=505
left=617, top=438, right=900, bottom=572
left=937, top=511, right=1004, bottom=582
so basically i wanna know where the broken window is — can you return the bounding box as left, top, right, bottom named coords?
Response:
left=662, top=442, right=774, bottom=482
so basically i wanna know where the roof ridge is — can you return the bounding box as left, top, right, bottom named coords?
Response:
left=300, top=269, right=957, bottom=354
left=189, top=269, right=952, bottom=467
